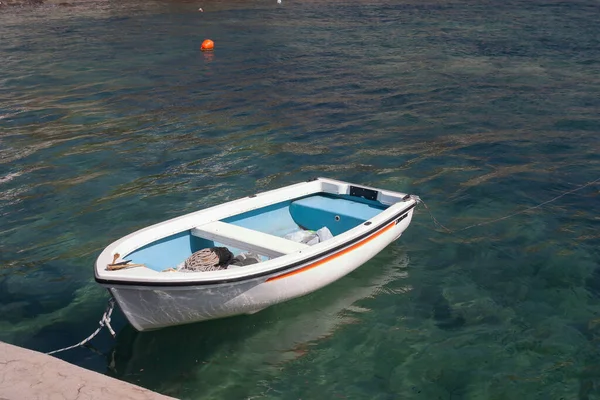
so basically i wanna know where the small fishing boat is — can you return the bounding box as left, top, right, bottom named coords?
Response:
left=94, top=177, right=418, bottom=331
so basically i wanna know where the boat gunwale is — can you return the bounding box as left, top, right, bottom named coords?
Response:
left=95, top=202, right=416, bottom=288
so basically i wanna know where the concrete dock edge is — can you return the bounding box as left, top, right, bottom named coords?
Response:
left=0, top=341, right=177, bottom=400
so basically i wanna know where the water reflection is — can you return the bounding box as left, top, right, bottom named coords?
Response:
left=202, top=51, right=214, bottom=63
left=107, top=254, right=410, bottom=397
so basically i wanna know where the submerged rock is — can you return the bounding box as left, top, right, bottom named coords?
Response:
left=415, top=285, right=466, bottom=330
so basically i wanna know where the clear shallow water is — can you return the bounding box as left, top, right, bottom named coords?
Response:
left=1, top=0, right=599, bottom=398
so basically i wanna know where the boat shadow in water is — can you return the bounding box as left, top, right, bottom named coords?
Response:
left=106, top=251, right=411, bottom=396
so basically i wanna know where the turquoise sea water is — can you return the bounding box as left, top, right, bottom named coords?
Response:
left=1, top=0, right=599, bottom=398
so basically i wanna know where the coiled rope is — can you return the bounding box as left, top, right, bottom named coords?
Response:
left=414, top=176, right=600, bottom=234
left=46, top=297, right=116, bottom=356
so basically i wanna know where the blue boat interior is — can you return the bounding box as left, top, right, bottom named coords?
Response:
left=127, top=193, right=388, bottom=272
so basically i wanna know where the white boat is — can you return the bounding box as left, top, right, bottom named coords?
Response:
left=94, top=177, right=418, bottom=331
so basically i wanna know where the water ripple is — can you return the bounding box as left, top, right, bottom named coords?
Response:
left=0, top=0, right=599, bottom=398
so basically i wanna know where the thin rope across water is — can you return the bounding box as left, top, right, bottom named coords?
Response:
left=415, top=176, right=600, bottom=234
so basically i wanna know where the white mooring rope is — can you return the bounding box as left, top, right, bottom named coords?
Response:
left=46, top=298, right=116, bottom=356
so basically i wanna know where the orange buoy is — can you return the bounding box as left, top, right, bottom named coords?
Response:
left=201, top=39, right=214, bottom=51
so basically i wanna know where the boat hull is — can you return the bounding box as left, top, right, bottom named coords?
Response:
left=105, top=209, right=413, bottom=331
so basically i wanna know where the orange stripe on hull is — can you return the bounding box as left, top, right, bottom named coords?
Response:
left=266, top=221, right=397, bottom=282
